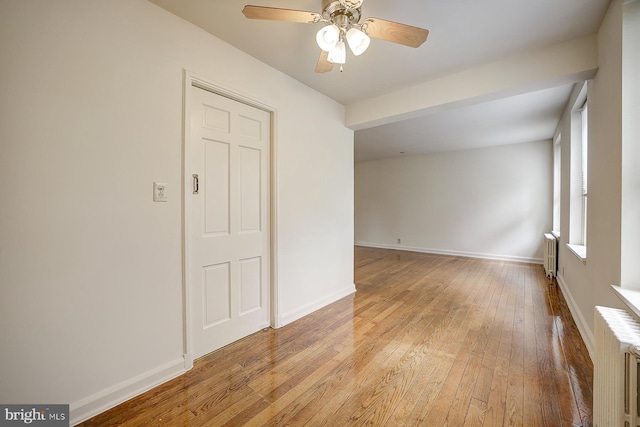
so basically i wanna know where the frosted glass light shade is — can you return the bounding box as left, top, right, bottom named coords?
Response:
left=316, top=25, right=340, bottom=51
left=346, top=28, right=370, bottom=56
left=328, top=40, right=346, bottom=64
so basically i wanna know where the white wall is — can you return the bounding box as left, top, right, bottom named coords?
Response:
left=621, top=0, right=640, bottom=287
left=355, top=141, right=552, bottom=263
left=0, top=0, right=354, bottom=423
left=555, top=0, right=627, bottom=356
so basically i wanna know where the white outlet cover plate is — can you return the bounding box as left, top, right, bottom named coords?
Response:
left=153, top=182, right=167, bottom=202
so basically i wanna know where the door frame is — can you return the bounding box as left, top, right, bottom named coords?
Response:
left=182, top=70, right=278, bottom=369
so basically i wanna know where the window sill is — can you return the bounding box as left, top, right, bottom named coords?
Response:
left=612, top=285, right=640, bottom=320
left=566, top=244, right=587, bottom=263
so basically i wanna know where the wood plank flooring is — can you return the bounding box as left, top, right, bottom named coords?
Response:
left=78, top=247, right=593, bottom=426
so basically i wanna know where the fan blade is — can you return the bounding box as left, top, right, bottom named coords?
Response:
left=242, top=5, right=321, bottom=23
left=315, top=50, right=334, bottom=73
left=361, top=18, right=429, bottom=48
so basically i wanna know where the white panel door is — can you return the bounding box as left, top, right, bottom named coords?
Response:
left=189, top=86, right=270, bottom=359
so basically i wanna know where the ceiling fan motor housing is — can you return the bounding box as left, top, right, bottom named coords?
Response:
left=339, top=0, right=364, bottom=9
left=321, top=0, right=362, bottom=26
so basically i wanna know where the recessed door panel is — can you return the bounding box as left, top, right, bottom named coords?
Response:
left=240, top=146, right=261, bottom=233
left=204, top=140, right=230, bottom=235
left=203, top=263, right=230, bottom=327
left=203, top=105, right=230, bottom=133
left=239, top=115, right=262, bottom=140
left=240, top=257, right=262, bottom=315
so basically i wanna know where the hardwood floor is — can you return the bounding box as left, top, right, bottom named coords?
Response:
left=78, top=247, right=593, bottom=426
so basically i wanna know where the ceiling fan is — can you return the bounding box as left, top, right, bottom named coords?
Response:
left=242, top=0, right=429, bottom=73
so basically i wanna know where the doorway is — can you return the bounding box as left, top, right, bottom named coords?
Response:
left=184, top=77, right=274, bottom=362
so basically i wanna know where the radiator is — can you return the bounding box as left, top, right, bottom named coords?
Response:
left=594, top=306, right=640, bottom=427
left=543, top=233, right=557, bottom=278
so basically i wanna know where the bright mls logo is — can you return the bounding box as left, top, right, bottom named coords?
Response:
left=1, top=405, right=68, bottom=426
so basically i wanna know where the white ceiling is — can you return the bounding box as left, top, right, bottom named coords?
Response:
left=354, top=84, right=574, bottom=161
left=148, top=0, right=610, bottom=160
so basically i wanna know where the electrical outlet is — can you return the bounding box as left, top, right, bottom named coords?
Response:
left=397, top=238, right=401, bottom=244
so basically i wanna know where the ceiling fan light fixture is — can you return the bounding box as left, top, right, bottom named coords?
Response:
left=242, top=3, right=430, bottom=74
left=327, top=40, right=346, bottom=64
left=316, top=24, right=340, bottom=51
left=346, top=27, right=370, bottom=56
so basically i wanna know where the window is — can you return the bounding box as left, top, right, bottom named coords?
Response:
left=567, top=82, right=588, bottom=261
left=552, top=134, right=561, bottom=235
left=580, top=102, right=588, bottom=246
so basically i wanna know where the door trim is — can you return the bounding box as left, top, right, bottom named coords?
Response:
left=182, top=70, right=278, bottom=369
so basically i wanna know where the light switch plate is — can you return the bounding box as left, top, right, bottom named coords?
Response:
left=153, top=182, right=167, bottom=202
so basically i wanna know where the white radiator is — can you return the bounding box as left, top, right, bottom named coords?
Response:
left=543, top=233, right=557, bottom=278
left=594, top=306, right=640, bottom=427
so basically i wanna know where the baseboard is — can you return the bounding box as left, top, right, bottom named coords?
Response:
left=556, top=274, right=594, bottom=361
left=276, top=283, right=356, bottom=328
left=70, top=356, right=186, bottom=426
left=354, top=241, right=542, bottom=264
